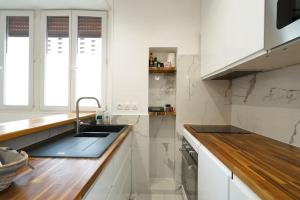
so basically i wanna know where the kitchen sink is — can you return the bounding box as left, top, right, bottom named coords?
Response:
left=25, top=124, right=128, bottom=158
left=80, top=124, right=127, bottom=133
left=75, top=132, right=111, bottom=138
left=75, top=124, right=127, bottom=138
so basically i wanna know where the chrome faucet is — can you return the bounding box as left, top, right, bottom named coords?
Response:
left=76, top=97, right=101, bottom=135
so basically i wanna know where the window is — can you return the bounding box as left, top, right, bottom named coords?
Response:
left=0, top=10, right=106, bottom=111
left=72, top=12, right=105, bottom=108
left=0, top=12, right=33, bottom=108
left=41, top=11, right=107, bottom=110
left=44, top=16, right=70, bottom=107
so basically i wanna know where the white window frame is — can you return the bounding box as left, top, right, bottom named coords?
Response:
left=40, top=10, right=107, bottom=111
left=39, top=10, right=72, bottom=111
left=0, top=10, right=34, bottom=110
left=70, top=10, right=107, bottom=111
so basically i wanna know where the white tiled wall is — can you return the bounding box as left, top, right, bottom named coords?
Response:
left=230, top=64, right=300, bottom=147
left=112, top=115, right=150, bottom=194
left=150, top=116, right=175, bottom=179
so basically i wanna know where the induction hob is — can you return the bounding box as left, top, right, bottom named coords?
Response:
left=189, top=125, right=251, bottom=134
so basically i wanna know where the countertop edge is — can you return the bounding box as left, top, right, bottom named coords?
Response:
left=0, top=113, right=96, bottom=142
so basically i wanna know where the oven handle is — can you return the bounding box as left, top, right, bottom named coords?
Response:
left=179, top=148, right=197, bottom=170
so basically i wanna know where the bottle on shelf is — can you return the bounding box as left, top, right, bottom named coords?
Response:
left=149, top=53, right=154, bottom=67
left=154, top=57, right=158, bottom=67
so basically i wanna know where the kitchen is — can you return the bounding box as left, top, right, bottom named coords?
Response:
left=0, top=0, right=299, bottom=200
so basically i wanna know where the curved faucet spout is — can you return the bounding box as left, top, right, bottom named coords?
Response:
left=76, top=97, right=101, bottom=135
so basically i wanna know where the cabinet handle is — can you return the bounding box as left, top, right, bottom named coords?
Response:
left=180, top=148, right=197, bottom=169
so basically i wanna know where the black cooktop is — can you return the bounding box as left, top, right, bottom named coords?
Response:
left=190, top=125, right=251, bottom=134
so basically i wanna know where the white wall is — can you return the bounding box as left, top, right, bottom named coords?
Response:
left=230, top=64, right=300, bottom=147
left=0, top=0, right=201, bottom=122
left=110, top=0, right=201, bottom=115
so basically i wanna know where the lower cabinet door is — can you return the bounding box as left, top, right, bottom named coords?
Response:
left=107, top=149, right=131, bottom=200
left=198, top=145, right=231, bottom=200
left=83, top=160, right=114, bottom=200
left=229, top=175, right=261, bottom=200
left=84, top=132, right=132, bottom=200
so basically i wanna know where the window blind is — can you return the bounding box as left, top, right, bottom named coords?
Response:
left=78, top=17, right=102, bottom=38
left=7, top=16, right=29, bottom=37
left=47, top=16, right=69, bottom=38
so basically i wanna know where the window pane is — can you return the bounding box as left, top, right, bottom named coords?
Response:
left=44, top=16, right=69, bottom=107
left=75, top=16, right=102, bottom=107
left=4, top=16, right=30, bottom=106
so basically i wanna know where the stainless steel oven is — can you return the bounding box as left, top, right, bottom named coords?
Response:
left=266, top=0, right=300, bottom=49
left=180, top=138, right=197, bottom=200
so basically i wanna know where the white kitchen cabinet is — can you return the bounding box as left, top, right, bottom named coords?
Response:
left=201, top=0, right=265, bottom=78
left=200, top=0, right=228, bottom=76
left=107, top=133, right=132, bottom=200
left=198, top=144, right=232, bottom=200
left=83, top=159, right=115, bottom=200
left=223, top=0, right=265, bottom=68
left=229, top=174, right=261, bottom=200
left=84, top=133, right=132, bottom=200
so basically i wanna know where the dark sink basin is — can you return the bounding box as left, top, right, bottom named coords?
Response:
left=25, top=124, right=128, bottom=158
left=79, top=124, right=127, bottom=133
left=75, top=132, right=111, bottom=138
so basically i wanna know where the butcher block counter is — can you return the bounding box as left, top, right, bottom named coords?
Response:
left=184, top=124, right=300, bottom=200
left=0, top=113, right=96, bottom=142
left=0, top=125, right=132, bottom=200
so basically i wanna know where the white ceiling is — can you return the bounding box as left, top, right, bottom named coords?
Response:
left=0, top=0, right=110, bottom=10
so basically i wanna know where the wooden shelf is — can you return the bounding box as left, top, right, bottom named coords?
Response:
left=149, top=111, right=176, bottom=116
left=149, top=67, right=176, bottom=73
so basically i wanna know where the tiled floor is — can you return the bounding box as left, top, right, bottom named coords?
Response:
left=132, top=179, right=184, bottom=200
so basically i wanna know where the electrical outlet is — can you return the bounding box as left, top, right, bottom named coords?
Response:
left=117, top=103, right=123, bottom=110
left=124, top=103, right=130, bottom=110
left=131, top=103, right=138, bottom=110
left=117, top=102, right=138, bottom=110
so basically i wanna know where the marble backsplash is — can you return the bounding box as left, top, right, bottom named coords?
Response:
left=111, top=115, right=150, bottom=194
left=149, top=73, right=176, bottom=108
left=175, top=55, right=231, bottom=187
left=176, top=55, right=231, bottom=130
left=230, top=64, right=300, bottom=147
left=149, top=116, right=175, bottom=179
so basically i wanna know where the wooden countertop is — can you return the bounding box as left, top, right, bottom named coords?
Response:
left=184, top=125, right=300, bottom=200
left=0, top=113, right=95, bottom=142
left=0, top=125, right=132, bottom=200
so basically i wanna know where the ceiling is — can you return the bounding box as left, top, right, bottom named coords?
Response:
left=0, top=0, right=110, bottom=10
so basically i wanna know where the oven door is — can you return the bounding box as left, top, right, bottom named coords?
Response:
left=181, top=147, right=197, bottom=200
left=265, top=0, right=300, bottom=49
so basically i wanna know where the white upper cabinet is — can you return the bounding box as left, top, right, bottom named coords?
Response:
left=200, top=0, right=227, bottom=76
left=201, top=0, right=300, bottom=79
left=224, top=0, right=265, bottom=67
left=201, top=0, right=265, bottom=78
